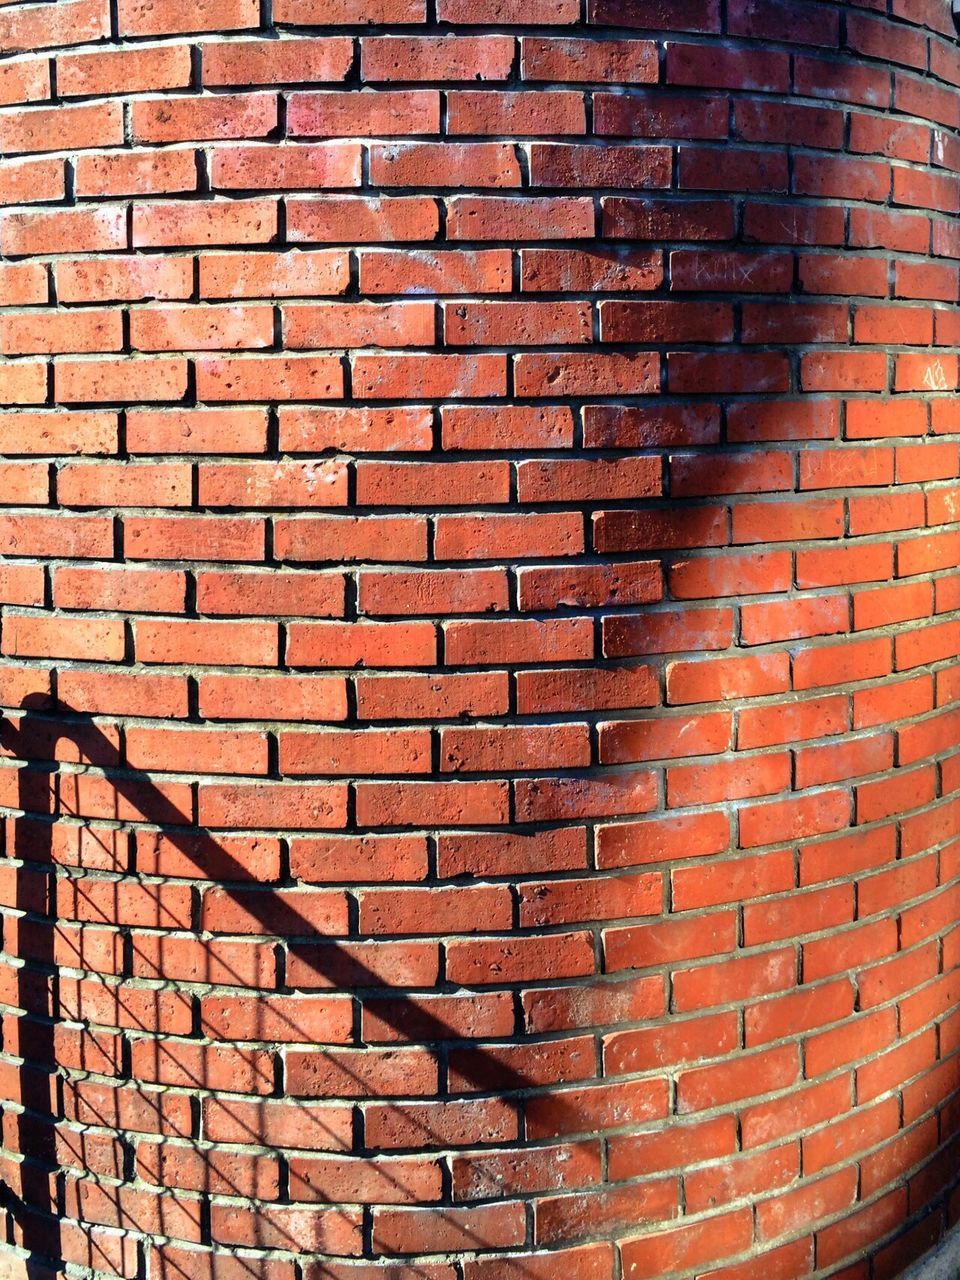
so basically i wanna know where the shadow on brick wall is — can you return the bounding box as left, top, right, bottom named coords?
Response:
left=1, top=692, right=577, bottom=1279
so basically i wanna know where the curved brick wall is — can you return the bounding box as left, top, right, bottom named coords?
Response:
left=1, top=1, right=960, bottom=1277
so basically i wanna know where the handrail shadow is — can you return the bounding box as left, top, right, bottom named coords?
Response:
left=0, top=693, right=581, bottom=1278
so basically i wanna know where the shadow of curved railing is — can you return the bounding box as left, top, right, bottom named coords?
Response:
left=1, top=692, right=586, bottom=1279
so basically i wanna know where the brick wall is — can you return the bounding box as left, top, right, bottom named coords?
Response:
left=1, top=0, right=959, bottom=1277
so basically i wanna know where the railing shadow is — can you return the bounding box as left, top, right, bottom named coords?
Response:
left=0, top=692, right=580, bottom=1278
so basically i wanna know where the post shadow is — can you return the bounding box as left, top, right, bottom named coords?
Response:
left=3, top=703, right=61, bottom=1280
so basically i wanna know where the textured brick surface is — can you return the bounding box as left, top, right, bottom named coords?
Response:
left=1, top=1, right=960, bottom=1277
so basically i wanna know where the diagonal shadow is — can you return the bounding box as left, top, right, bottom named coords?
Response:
left=0, top=692, right=583, bottom=1278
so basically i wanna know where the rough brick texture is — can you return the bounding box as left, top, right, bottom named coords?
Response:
left=1, top=1, right=960, bottom=1278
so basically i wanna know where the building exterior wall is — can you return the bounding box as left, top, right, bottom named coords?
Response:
left=0, top=1, right=959, bottom=1276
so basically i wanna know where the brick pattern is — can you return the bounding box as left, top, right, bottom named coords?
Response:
left=1, top=1, right=960, bottom=1277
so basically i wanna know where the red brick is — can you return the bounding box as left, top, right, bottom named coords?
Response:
left=454, top=1140, right=599, bottom=1200
left=0, top=101, right=123, bottom=155
left=740, top=595, right=848, bottom=646
left=530, top=141, right=670, bottom=189
left=290, top=1155, right=443, bottom=1206
left=680, top=145, right=788, bottom=193
left=287, top=939, right=438, bottom=989
left=127, top=407, right=268, bottom=454
left=285, top=301, right=433, bottom=349
left=358, top=460, right=508, bottom=507
left=449, top=199, right=591, bottom=249
left=132, top=199, right=278, bottom=248
left=851, top=206, right=930, bottom=254
left=742, top=1074, right=853, bottom=1149
left=131, top=304, right=274, bottom=352
left=275, top=514, right=427, bottom=564
left=620, top=1211, right=754, bottom=1279
left=195, top=569, right=345, bottom=619
left=76, top=149, right=199, bottom=198
left=356, top=781, right=509, bottom=828
left=3, top=613, right=124, bottom=662
left=670, top=42, right=789, bottom=91
left=196, top=354, right=343, bottom=402
left=286, top=620, right=436, bottom=669
left=287, top=195, right=440, bottom=243
left=667, top=652, right=790, bottom=705
left=446, top=933, right=594, bottom=986
left=200, top=459, right=348, bottom=508
left=211, top=141, right=362, bottom=191
left=57, top=257, right=194, bottom=304
left=372, top=1202, right=525, bottom=1254
left=596, top=91, right=726, bottom=139
left=3, top=206, right=126, bottom=256
left=203, top=37, right=354, bottom=86
left=795, top=636, right=892, bottom=691
left=522, top=35, right=656, bottom=82
left=119, top=0, right=258, bottom=33
left=280, top=406, right=431, bottom=453
left=198, top=778, right=347, bottom=828
left=127, top=728, right=270, bottom=779
left=740, top=790, right=851, bottom=848
left=518, top=665, right=659, bottom=714
left=0, top=513, right=113, bottom=560
left=800, top=825, right=896, bottom=889
left=442, top=0, right=577, bottom=24
left=374, top=141, right=521, bottom=188
left=353, top=353, right=506, bottom=400
left=521, top=247, right=662, bottom=292
left=607, top=1114, right=734, bottom=1180
left=362, top=35, right=514, bottom=82
left=673, top=848, right=794, bottom=910
left=520, top=456, right=660, bottom=502
left=360, top=568, right=508, bottom=615
left=758, top=1167, right=858, bottom=1243
left=0, top=57, right=51, bottom=107
left=57, top=42, right=190, bottom=95
left=515, top=772, right=656, bottom=822
left=518, top=561, right=660, bottom=610
left=448, top=90, right=585, bottom=135
left=743, top=883, right=854, bottom=948
left=596, top=811, right=730, bottom=868
left=56, top=357, right=188, bottom=405
left=211, top=1204, right=359, bottom=1255
left=0, top=258, right=50, bottom=303
left=669, top=351, right=789, bottom=393
left=275, top=0, right=425, bottom=19
left=124, top=514, right=264, bottom=562
left=434, top=512, right=583, bottom=561
left=603, top=606, right=734, bottom=655
left=281, top=727, right=431, bottom=775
